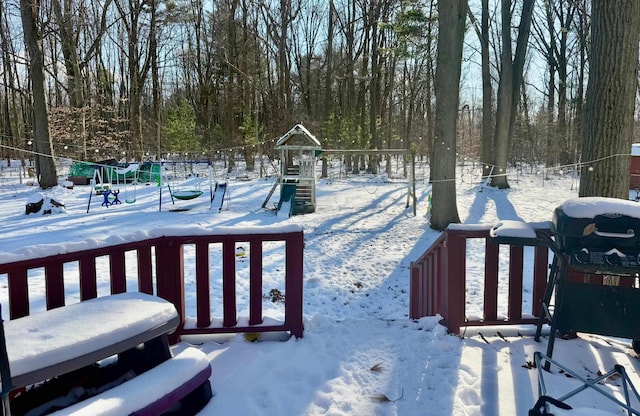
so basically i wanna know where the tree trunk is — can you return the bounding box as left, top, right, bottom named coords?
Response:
left=322, top=0, right=334, bottom=121
left=1, top=2, right=22, bottom=164
left=573, top=0, right=588, bottom=166
left=20, top=0, right=58, bottom=189
left=541, top=0, right=557, bottom=166
left=425, top=0, right=435, bottom=182
left=579, top=0, right=640, bottom=198
left=114, top=0, right=151, bottom=160
left=431, top=0, right=464, bottom=231
left=150, top=0, right=160, bottom=161
left=51, top=0, right=86, bottom=162
left=480, top=0, right=493, bottom=179
left=490, top=0, right=534, bottom=189
left=490, top=0, right=513, bottom=189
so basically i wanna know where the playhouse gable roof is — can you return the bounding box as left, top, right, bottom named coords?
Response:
left=275, top=124, right=321, bottom=148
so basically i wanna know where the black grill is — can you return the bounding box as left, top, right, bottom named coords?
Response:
left=552, top=198, right=640, bottom=272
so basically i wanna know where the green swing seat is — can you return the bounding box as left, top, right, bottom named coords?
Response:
left=172, top=190, right=203, bottom=200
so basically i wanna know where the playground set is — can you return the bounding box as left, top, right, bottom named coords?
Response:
left=263, top=124, right=418, bottom=217
left=262, top=124, right=321, bottom=217
left=61, top=123, right=419, bottom=218
left=69, top=160, right=228, bottom=213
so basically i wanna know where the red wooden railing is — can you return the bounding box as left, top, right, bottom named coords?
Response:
left=410, top=225, right=551, bottom=334
left=0, top=226, right=304, bottom=341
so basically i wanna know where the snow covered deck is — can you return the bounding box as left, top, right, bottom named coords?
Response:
left=457, top=328, right=640, bottom=415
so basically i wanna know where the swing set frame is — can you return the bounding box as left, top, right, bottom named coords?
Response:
left=158, top=161, right=215, bottom=212
left=320, top=149, right=417, bottom=216
left=86, top=162, right=139, bottom=212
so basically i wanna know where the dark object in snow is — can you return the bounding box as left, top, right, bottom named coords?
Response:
left=267, top=288, right=285, bottom=303
left=25, top=194, right=66, bottom=215
left=25, top=198, right=44, bottom=215
left=528, top=395, right=572, bottom=415
left=68, top=176, right=90, bottom=185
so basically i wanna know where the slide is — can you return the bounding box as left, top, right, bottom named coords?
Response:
left=211, top=182, right=227, bottom=212
left=277, top=183, right=297, bottom=218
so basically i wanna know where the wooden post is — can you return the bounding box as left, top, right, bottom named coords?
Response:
left=508, top=246, right=524, bottom=321
left=249, top=238, right=263, bottom=326
left=155, top=239, right=185, bottom=341
left=79, top=255, right=98, bottom=300
left=195, top=241, right=210, bottom=327
left=45, top=261, right=65, bottom=310
left=484, top=239, right=499, bottom=321
left=8, top=269, right=29, bottom=319
left=285, top=232, right=304, bottom=338
left=445, top=230, right=466, bottom=334
left=222, top=240, right=237, bottom=327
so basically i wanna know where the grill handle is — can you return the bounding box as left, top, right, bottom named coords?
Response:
left=593, top=228, right=635, bottom=238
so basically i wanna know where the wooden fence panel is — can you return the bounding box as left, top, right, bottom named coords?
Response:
left=0, top=228, right=306, bottom=341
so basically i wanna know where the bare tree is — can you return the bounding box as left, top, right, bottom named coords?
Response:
left=20, top=0, right=58, bottom=188
left=579, top=0, right=640, bottom=198
left=531, top=0, right=578, bottom=167
left=1, top=0, right=25, bottom=165
left=466, top=0, right=493, bottom=178
left=431, top=0, right=465, bottom=230
left=490, top=0, right=534, bottom=189
left=50, top=0, right=113, bottom=161
left=113, top=0, right=154, bottom=159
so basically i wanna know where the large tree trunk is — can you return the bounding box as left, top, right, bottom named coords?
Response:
left=20, top=0, right=58, bottom=189
left=490, top=0, right=534, bottom=189
left=480, top=0, right=493, bottom=179
left=579, top=0, right=640, bottom=198
left=490, top=0, right=513, bottom=189
left=425, top=0, right=435, bottom=182
left=431, top=0, right=464, bottom=231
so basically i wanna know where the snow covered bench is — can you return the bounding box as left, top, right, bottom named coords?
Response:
left=49, top=347, right=212, bottom=416
left=3, top=292, right=212, bottom=414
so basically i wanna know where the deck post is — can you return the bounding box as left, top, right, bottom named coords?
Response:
left=444, top=230, right=466, bottom=334
left=155, top=239, right=185, bottom=340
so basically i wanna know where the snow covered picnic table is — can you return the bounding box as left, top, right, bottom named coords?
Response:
left=4, top=292, right=179, bottom=390
left=2, top=292, right=214, bottom=415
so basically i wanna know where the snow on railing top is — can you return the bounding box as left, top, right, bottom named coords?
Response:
left=0, top=223, right=303, bottom=264
left=489, top=220, right=537, bottom=239
left=447, top=221, right=551, bottom=232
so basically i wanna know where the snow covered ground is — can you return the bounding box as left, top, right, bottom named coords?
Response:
left=1, top=160, right=640, bottom=415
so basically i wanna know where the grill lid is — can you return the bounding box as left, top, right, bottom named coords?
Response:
left=554, top=197, right=640, bottom=222
left=552, top=197, right=640, bottom=271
